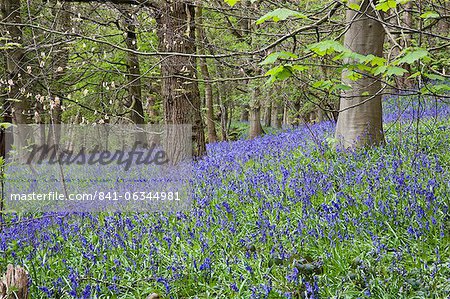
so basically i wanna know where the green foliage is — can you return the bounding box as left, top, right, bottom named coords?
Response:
left=312, top=80, right=352, bottom=92
left=420, top=84, right=450, bottom=95
left=347, top=3, right=361, bottom=11
left=3, top=110, right=450, bottom=298
left=256, top=8, right=307, bottom=25
left=395, top=48, right=430, bottom=65
left=375, top=0, right=397, bottom=12
left=259, top=51, right=298, bottom=65
left=308, top=40, right=347, bottom=56
left=224, top=0, right=240, bottom=6
left=420, top=11, right=440, bottom=19
left=265, top=64, right=308, bottom=83
left=0, top=123, right=13, bottom=129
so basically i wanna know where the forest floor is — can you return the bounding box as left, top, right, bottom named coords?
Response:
left=1, top=97, right=450, bottom=298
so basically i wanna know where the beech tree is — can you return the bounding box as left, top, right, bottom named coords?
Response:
left=1, top=0, right=449, bottom=158
left=335, top=0, right=386, bottom=148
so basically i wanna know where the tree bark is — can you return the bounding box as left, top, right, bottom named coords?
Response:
left=1, top=0, right=32, bottom=159
left=0, top=265, right=29, bottom=299
left=123, top=9, right=147, bottom=144
left=0, top=54, right=12, bottom=159
left=282, top=101, right=290, bottom=127
left=196, top=3, right=217, bottom=143
left=263, top=103, right=271, bottom=127
left=248, top=87, right=262, bottom=139
left=240, top=104, right=249, bottom=122
left=335, top=0, right=385, bottom=148
left=124, top=11, right=145, bottom=125
left=146, top=95, right=159, bottom=124
left=249, top=107, right=262, bottom=139
left=156, top=0, right=206, bottom=157
left=270, top=102, right=282, bottom=128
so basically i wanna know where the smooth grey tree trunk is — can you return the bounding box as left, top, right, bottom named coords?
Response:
left=335, top=0, right=385, bottom=148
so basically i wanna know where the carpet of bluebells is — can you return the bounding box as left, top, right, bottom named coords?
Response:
left=1, top=98, right=450, bottom=298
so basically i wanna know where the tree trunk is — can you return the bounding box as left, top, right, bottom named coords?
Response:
left=0, top=265, right=29, bottom=299
left=124, top=11, right=144, bottom=125
left=123, top=10, right=146, bottom=144
left=0, top=54, right=12, bottom=159
left=248, top=87, right=262, bottom=139
left=1, top=0, right=32, bottom=158
left=156, top=0, right=206, bottom=157
left=317, top=61, right=329, bottom=122
left=146, top=95, right=159, bottom=124
left=217, top=87, right=228, bottom=141
left=46, top=2, right=72, bottom=146
left=240, top=104, right=249, bottom=122
left=196, top=3, right=217, bottom=143
left=263, top=103, right=271, bottom=127
left=282, top=102, right=290, bottom=127
left=335, top=0, right=385, bottom=148
left=270, top=102, right=282, bottom=128
left=249, top=107, right=262, bottom=139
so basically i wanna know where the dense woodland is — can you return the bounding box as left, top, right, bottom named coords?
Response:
left=1, top=0, right=448, bottom=154
left=0, top=0, right=450, bottom=298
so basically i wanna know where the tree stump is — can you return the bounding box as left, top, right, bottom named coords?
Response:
left=0, top=265, right=29, bottom=299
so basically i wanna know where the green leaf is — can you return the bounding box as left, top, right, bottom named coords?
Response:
left=407, top=71, right=421, bottom=79
left=312, top=80, right=333, bottom=90
left=420, top=84, right=450, bottom=95
left=265, top=65, right=293, bottom=83
left=375, top=0, right=397, bottom=12
left=291, top=65, right=309, bottom=72
left=260, top=51, right=298, bottom=65
left=334, top=84, right=352, bottom=91
left=345, top=71, right=363, bottom=81
left=373, top=65, right=387, bottom=76
left=420, top=11, right=440, bottom=19
left=361, top=55, right=386, bottom=66
left=348, top=3, right=361, bottom=10
left=224, top=0, right=240, bottom=6
left=355, top=64, right=373, bottom=72
left=341, top=51, right=367, bottom=62
left=308, top=40, right=347, bottom=56
left=424, top=73, right=446, bottom=81
left=0, top=122, right=13, bottom=129
left=396, top=48, right=429, bottom=65
left=385, top=66, right=408, bottom=77
left=256, top=8, right=307, bottom=25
